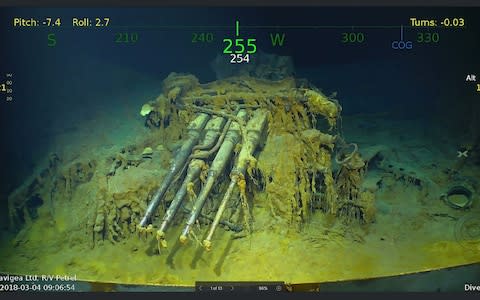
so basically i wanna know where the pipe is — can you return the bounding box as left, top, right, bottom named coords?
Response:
left=192, top=116, right=226, bottom=151
left=190, top=119, right=232, bottom=159
left=138, top=113, right=210, bottom=229
left=155, top=117, right=226, bottom=247
left=179, top=110, right=247, bottom=243
left=173, top=117, right=232, bottom=183
left=203, top=109, right=269, bottom=251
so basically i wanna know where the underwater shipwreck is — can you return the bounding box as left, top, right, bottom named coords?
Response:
left=3, top=55, right=480, bottom=287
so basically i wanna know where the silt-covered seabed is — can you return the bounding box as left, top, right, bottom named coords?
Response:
left=0, top=57, right=479, bottom=287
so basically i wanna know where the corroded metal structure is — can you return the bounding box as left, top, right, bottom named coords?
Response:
left=134, top=72, right=375, bottom=252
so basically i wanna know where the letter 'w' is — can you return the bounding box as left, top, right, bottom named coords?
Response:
left=270, top=33, right=285, bottom=46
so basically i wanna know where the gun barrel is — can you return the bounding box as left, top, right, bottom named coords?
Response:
left=138, top=113, right=210, bottom=228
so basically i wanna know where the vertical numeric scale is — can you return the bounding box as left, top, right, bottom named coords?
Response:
left=0, top=73, right=13, bottom=102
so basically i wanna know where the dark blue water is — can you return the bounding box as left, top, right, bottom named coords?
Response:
left=0, top=6, right=479, bottom=205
